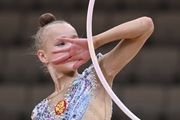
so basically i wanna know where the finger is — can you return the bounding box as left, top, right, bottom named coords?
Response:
left=72, top=60, right=85, bottom=71
left=52, top=47, right=70, bottom=54
left=51, top=54, right=70, bottom=65
left=60, top=55, right=82, bottom=64
left=56, top=57, right=76, bottom=64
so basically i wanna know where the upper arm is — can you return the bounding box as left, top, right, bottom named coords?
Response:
left=99, top=35, right=148, bottom=82
left=96, top=17, right=154, bottom=82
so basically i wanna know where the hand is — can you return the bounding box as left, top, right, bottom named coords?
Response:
left=51, top=38, right=90, bottom=71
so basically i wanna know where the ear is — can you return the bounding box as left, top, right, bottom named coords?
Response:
left=37, top=50, right=48, bottom=64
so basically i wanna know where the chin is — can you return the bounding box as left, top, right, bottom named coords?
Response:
left=55, top=61, right=76, bottom=72
left=66, top=62, right=77, bottom=71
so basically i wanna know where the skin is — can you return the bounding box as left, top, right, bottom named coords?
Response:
left=37, top=16, right=154, bottom=100
left=37, top=23, right=80, bottom=95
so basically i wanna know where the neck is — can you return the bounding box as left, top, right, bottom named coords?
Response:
left=54, top=71, right=78, bottom=92
left=48, top=66, right=79, bottom=92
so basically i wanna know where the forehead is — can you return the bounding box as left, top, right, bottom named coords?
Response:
left=45, top=23, right=77, bottom=38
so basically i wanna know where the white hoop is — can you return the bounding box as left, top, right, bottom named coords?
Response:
left=86, top=0, right=140, bottom=120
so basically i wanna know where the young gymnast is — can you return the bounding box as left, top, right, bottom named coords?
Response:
left=31, top=13, right=154, bottom=120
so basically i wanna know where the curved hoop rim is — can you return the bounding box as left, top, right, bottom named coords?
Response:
left=86, top=0, right=140, bottom=120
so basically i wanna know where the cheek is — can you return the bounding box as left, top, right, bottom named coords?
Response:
left=44, top=47, right=62, bottom=62
left=45, top=42, right=72, bottom=63
left=47, top=52, right=69, bottom=65
left=49, top=53, right=64, bottom=61
left=51, top=44, right=72, bottom=60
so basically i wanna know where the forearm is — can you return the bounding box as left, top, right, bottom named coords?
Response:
left=93, top=16, right=154, bottom=49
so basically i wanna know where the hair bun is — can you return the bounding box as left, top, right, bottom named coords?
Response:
left=38, top=13, right=56, bottom=27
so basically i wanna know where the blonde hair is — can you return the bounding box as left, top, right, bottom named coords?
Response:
left=32, top=13, right=68, bottom=73
left=34, top=13, right=68, bottom=51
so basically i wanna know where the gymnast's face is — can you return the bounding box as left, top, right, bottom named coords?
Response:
left=37, top=23, right=78, bottom=72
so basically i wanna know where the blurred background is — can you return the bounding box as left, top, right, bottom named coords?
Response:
left=0, top=0, right=180, bottom=120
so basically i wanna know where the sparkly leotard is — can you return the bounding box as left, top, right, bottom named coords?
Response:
left=31, top=53, right=113, bottom=120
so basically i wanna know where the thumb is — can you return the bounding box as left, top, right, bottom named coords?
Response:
left=72, top=60, right=85, bottom=71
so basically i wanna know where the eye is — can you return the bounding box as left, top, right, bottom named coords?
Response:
left=56, top=42, right=65, bottom=46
